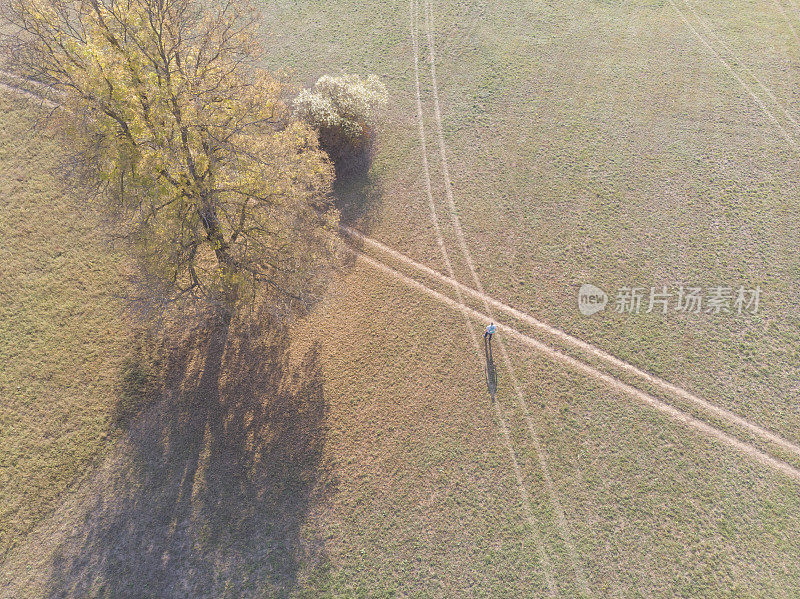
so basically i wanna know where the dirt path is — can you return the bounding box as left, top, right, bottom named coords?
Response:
left=409, top=2, right=559, bottom=594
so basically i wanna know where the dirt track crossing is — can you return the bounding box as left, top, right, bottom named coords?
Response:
left=343, top=226, right=800, bottom=465
left=348, top=246, right=800, bottom=484
left=418, top=0, right=800, bottom=465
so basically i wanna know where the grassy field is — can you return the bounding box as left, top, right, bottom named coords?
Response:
left=0, top=92, right=141, bottom=561
left=2, top=0, right=800, bottom=596
left=260, top=0, right=800, bottom=441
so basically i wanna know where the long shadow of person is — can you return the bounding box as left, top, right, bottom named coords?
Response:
left=484, top=334, right=497, bottom=400
left=44, top=314, right=331, bottom=598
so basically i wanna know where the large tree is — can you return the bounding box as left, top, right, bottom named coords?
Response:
left=2, top=0, right=340, bottom=318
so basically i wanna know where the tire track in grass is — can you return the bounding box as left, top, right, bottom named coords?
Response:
left=421, top=2, right=592, bottom=595
left=409, top=1, right=558, bottom=594
left=768, top=0, right=800, bottom=47
left=348, top=247, right=800, bottom=484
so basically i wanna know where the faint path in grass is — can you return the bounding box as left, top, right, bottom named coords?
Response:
left=684, top=0, right=800, bottom=133
left=789, top=0, right=800, bottom=26
left=410, top=1, right=558, bottom=594
left=669, top=0, right=800, bottom=153
left=409, top=0, right=468, bottom=330
left=0, top=81, right=58, bottom=110
left=420, top=2, right=592, bottom=594
left=348, top=247, right=800, bottom=484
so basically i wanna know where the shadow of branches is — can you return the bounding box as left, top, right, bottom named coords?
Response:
left=44, top=315, right=330, bottom=598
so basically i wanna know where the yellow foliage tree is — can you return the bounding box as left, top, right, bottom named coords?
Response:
left=3, top=0, right=339, bottom=319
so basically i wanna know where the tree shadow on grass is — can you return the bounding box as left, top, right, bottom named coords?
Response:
left=333, top=170, right=383, bottom=232
left=44, top=315, right=331, bottom=598
left=328, top=132, right=384, bottom=231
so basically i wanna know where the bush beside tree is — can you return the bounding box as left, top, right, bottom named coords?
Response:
left=294, top=74, right=388, bottom=177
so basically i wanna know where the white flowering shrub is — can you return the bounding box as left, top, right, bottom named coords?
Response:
left=294, top=74, right=388, bottom=169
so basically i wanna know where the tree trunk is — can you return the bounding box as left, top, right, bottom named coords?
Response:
left=199, top=202, right=238, bottom=310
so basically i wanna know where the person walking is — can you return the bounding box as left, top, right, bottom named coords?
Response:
left=484, top=322, right=496, bottom=342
